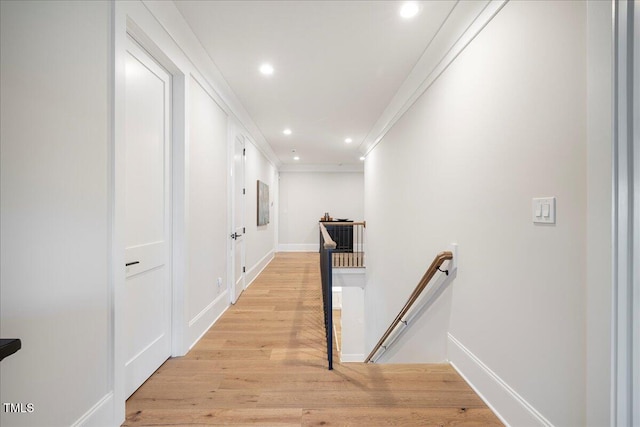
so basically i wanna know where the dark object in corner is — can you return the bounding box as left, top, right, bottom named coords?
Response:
left=0, top=338, right=21, bottom=361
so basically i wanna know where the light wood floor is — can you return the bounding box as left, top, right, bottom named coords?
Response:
left=124, top=252, right=502, bottom=426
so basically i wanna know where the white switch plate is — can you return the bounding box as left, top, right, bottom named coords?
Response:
left=532, top=197, right=556, bottom=224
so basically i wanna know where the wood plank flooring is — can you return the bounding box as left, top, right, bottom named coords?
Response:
left=124, top=252, right=502, bottom=426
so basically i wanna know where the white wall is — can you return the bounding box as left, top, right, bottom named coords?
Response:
left=0, top=1, right=612, bottom=425
left=586, top=1, right=612, bottom=425
left=136, top=1, right=280, bottom=303
left=364, top=1, right=592, bottom=426
left=0, top=1, right=280, bottom=424
left=375, top=278, right=453, bottom=365
left=279, top=171, right=364, bottom=251
left=332, top=270, right=366, bottom=362
left=0, top=1, right=113, bottom=426
left=186, top=76, right=229, bottom=345
left=118, top=0, right=280, bottom=355
left=244, top=139, right=278, bottom=284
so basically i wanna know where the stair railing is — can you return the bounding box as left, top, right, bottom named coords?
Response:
left=319, top=223, right=336, bottom=370
left=364, top=250, right=453, bottom=363
left=319, top=221, right=366, bottom=267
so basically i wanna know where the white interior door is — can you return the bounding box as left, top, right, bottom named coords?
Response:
left=124, top=36, right=172, bottom=398
left=232, top=136, right=246, bottom=303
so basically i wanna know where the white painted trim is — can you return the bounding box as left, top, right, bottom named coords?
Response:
left=279, top=164, right=364, bottom=173
left=111, top=2, right=127, bottom=424
left=114, top=2, right=224, bottom=419
left=359, top=0, right=508, bottom=156
left=230, top=131, right=247, bottom=304
left=111, top=1, right=285, bottom=422
left=71, top=392, right=114, bottom=427
left=124, top=18, right=179, bottom=396
left=278, top=243, right=319, bottom=252
left=171, top=72, right=187, bottom=357
left=188, top=290, right=230, bottom=350
left=333, top=268, right=366, bottom=275
left=448, top=334, right=553, bottom=427
left=245, top=250, right=275, bottom=288
left=107, top=1, right=121, bottom=425
left=125, top=334, right=164, bottom=368
left=633, top=3, right=640, bottom=421
left=273, top=171, right=280, bottom=253
left=611, top=1, right=639, bottom=425
left=189, top=290, right=227, bottom=327
left=140, top=0, right=280, bottom=168
left=340, top=354, right=365, bottom=363
left=226, top=118, right=236, bottom=306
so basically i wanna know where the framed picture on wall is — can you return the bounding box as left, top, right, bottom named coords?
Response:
left=257, top=180, right=269, bottom=226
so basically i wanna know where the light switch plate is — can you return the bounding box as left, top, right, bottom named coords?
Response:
left=532, top=197, right=556, bottom=224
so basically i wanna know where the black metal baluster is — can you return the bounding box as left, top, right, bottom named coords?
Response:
left=319, top=229, right=333, bottom=370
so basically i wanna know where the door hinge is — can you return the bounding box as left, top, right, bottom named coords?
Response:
left=242, top=266, right=246, bottom=273
left=243, top=227, right=246, bottom=233
left=243, top=148, right=246, bottom=156
left=243, top=188, right=246, bottom=195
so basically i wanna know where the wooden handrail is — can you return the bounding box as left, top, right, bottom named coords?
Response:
left=364, top=250, right=453, bottom=363
left=319, top=223, right=337, bottom=249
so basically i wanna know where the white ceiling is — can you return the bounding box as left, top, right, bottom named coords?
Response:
left=174, top=1, right=457, bottom=167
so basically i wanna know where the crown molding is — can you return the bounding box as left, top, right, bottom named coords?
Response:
left=141, top=0, right=281, bottom=167
left=359, top=0, right=508, bottom=156
left=278, top=164, right=364, bottom=173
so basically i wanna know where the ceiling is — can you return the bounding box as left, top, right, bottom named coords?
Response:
left=174, top=1, right=457, bottom=167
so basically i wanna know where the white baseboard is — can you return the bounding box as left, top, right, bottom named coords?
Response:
left=71, top=392, right=113, bottom=427
left=447, top=334, right=553, bottom=427
left=277, top=243, right=318, bottom=252
left=246, top=250, right=275, bottom=288
left=188, top=290, right=229, bottom=349
left=340, top=353, right=365, bottom=363
left=187, top=251, right=275, bottom=351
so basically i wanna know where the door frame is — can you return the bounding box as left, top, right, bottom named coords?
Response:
left=611, top=0, right=639, bottom=425
left=229, top=132, right=246, bottom=304
left=112, top=5, right=188, bottom=422
left=122, top=33, right=174, bottom=398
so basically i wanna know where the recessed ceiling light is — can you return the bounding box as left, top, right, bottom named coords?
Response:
left=345, top=138, right=353, bottom=143
left=283, top=128, right=292, bottom=135
left=400, top=2, right=420, bottom=19
left=294, top=156, right=300, bottom=161
left=360, top=156, right=366, bottom=161
left=259, top=63, right=274, bottom=75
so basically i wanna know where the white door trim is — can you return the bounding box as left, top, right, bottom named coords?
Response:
left=227, top=120, right=235, bottom=305
left=123, top=34, right=173, bottom=398
left=230, top=133, right=246, bottom=303
left=112, top=5, right=187, bottom=422
left=611, top=1, right=639, bottom=425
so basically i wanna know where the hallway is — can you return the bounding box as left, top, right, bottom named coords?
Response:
left=124, top=253, right=501, bottom=426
